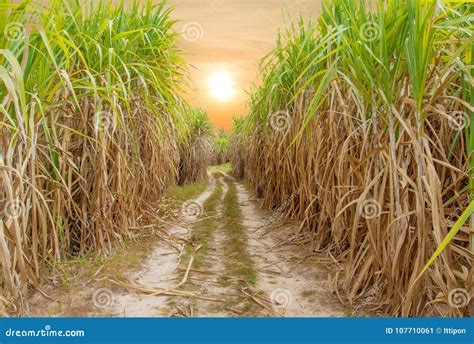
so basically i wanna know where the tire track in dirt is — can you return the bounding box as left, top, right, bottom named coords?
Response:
left=103, top=172, right=345, bottom=317
left=107, top=177, right=218, bottom=317
left=168, top=174, right=270, bottom=317
left=231, top=175, right=346, bottom=317
left=181, top=174, right=231, bottom=317
left=170, top=173, right=345, bottom=317
left=26, top=171, right=345, bottom=317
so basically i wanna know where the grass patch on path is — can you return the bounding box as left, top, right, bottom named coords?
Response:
left=167, top=181, right=208, bottom=203
left=183, top=174, right=223, bottom=268
left=222, top=178, right=257, bottom=285
left=209, top=163, right=231, bottom=174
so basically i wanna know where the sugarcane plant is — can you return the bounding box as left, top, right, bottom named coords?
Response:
left=0, top=0, right=190, bottom=300
left=178, top=108, right=214, bottom=184
left=230, top=0, right=473, bottom=316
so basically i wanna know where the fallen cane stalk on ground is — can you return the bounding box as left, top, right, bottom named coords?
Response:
left=108, top=245, right=203, bottom=298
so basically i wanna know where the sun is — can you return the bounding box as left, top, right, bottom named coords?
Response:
left=209, top=70, right=235, bottom=101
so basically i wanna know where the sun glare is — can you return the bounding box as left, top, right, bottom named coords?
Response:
left=209, top=70, right=235, bottom=101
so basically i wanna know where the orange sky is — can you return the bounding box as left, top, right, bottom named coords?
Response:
left=168, top=0, right=322, bottom=131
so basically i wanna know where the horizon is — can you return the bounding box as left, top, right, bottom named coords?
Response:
left=168, top=0, right=322, bottom=131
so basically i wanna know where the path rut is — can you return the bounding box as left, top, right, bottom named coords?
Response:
left=27, top=172, right=345, bottom=317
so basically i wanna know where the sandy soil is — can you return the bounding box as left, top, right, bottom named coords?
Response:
left=233, top=178, right=345, bottom=317
left=108, top=180, right=218, bottom=317
left=26, top=173, right=346, bottom=317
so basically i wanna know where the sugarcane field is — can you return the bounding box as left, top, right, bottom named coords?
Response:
left=0, top=0, right=473, bottom=326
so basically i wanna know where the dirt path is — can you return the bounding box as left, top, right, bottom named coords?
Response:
left=108, top=179, right=218, bottom=316
left=157, top=172, right=345, bottom=317
left=27, top=172, right=346, bottom=317
left=232, top=176, right=345, bottom=316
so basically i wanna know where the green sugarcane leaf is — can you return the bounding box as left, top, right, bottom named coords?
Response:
left=417, top=200, right=474, bottom=280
